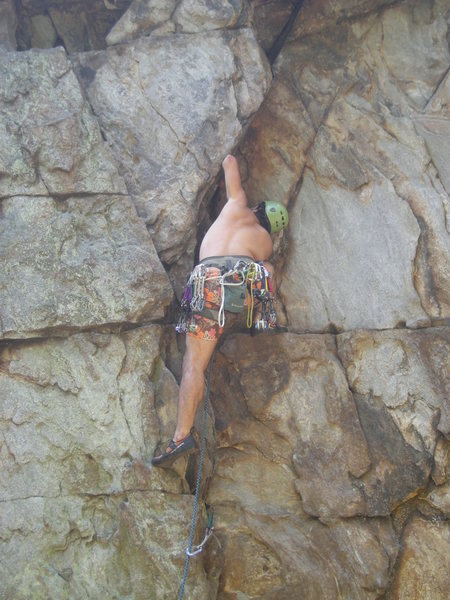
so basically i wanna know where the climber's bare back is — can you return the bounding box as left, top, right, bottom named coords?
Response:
left=199, top=156, right=273, bottom=262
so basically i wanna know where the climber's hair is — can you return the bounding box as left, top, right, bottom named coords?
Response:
left=253, top=202, right=271, bottom=233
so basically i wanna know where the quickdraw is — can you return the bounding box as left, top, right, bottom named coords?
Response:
left=185, top=510, right=214, bottom=557
left=246, top=262, right=276, bottom=330
left=190, top=264, right=207, bottom=312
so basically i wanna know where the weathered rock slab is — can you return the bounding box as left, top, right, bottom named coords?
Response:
left=0, top=0, right=16, bottom=50
left=73, top=29, right=271, bottom=263
left=281, top=173, right=428, bottom=332
left=0, top=491, right=211, bottom=600
left=211, top=333, right=370, bottom=520
left=0, top=327, right=210, bottom=598
left=208, top=505, right=398, bottom=599
left=211, top=328, right=449, bottom=525
left=388, top=515, right=450, bottom=600
left=118, top=491, right=212, bottom=600
left=0, top=195, right=171, bottom=338
left=241, top=2, right=450, bottom=330
left=1, top=328, right=165, bottom=500
left=0, top=47, right=125, bottom=198
left=338, top=327, right=449, bottom=439
left=338, top=327, right=450, bottom=514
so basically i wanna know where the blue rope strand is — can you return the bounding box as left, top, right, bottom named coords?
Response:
left=178, top=350, right=215, bottom=600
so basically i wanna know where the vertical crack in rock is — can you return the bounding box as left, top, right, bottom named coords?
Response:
left=150, top=355, right=165, bottom=448
left=117, top=342, right=138, bottom=452
left=413, top=214, right=443, bottom=318
left=425, top=65, right=450, bottom=110
left=391, top=176, right=444, bottom=321
left=266, top=0, right=305, bottom=64
left=426, top=161, right=450, bottom=226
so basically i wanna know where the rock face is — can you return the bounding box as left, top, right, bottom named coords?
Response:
left=240, top=0, right=450, bottom=331
left=72, top=27, right=271, bottom=267
left=14, top=0, right=131, bottom=52
left=0, top=0, right=16, bottom=50
left=0, top=47, right=125, bottom=197
left=388, top=515, right=450, bottom=600
left=0, top=48, right=171, bottom=338
left=1, top=0, right=449, bottom=599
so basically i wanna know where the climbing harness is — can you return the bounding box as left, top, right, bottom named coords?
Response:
left=176, top=258, right=277, bottom=334
left=178, top=350, right=216, bottom=600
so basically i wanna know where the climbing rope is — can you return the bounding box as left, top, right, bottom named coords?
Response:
left=178, top=350, right=215, bottom=600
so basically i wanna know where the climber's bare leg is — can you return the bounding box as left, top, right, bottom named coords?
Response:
left=173, top=335, right=218, bottom=442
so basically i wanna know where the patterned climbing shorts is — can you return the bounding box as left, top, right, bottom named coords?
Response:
left=187, top=266, right=224, bottom=340
left=187, top=313, right=223, bottom=341
left=188, top=266, right=250, bottom=340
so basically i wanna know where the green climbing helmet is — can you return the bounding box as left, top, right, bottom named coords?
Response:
left=265, top=201, right=289, bottom=233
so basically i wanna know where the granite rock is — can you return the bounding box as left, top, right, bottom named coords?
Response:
left=0, top=195, right=171, bottom=338
left=281, top=173, right=429, bottom=332
left=388, top=515, right=450, bottom=600
left=338, top=327, right=450, bottom=513
left=207, top=505, right=398, bottom=598
left=240, top=1, right=450, bottom=331
left=73, top=28, right=271, bottom=265
left=0, top=47, right=125, bottom=197
left=211, top=333, right=371, bottom=520
left=0, top=327, right=211, bottom=598
left=0, top=0, right=17, bottom=50
left=0, top=0, right=449, bottom=598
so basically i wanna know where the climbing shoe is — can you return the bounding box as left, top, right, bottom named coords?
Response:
left=151, top=428, right=198, bottom=468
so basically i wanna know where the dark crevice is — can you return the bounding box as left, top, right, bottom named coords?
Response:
left=266, top=0, right=305, bottom=64
left=13, top=0, right=131, bottom=51
left=2, top=321, right=449, bottom=349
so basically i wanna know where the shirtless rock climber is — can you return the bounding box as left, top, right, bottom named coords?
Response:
left=151, top=154, right=289, bottom=467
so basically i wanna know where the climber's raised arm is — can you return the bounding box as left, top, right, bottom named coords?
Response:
left=222, top=154, right=247, bottom=205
